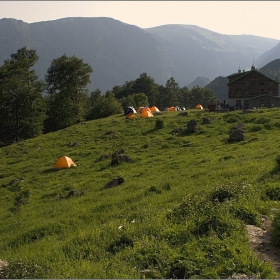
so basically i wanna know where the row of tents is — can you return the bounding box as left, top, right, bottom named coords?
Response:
left=124, top=104, right=204, bottom=118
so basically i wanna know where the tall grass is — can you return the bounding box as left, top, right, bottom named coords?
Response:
left=1, top=108, right=280, bottom=278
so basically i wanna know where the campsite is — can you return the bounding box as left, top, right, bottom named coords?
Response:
left=2, top=108, right=280, bottom=278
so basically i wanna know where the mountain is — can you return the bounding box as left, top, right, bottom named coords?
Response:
left=146, top=25, right=279, bottom=86
left=257, top=58, right=280, bottom=80
left=188, top=76, right=211, bottom=88
left=204, top=76, right=229, bottom=101
left=255, top=43, right=280, bottom=68
left=0, top=17, right=172, bottom=92
left=0, top=17, right=279, bottom=93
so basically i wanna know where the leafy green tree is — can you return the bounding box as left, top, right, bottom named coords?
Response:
left=133, top=73, right=159, bottom=106
left=189, top=86, right=216, bottom=108
left=87, top=91, right=123, bottom=120
left=113, top=80, right=135, bottom=100
left=160, top=77, right=180, bottom=109
left=44, top=54, right=93, bottom=132
left=179, top=86, right=191, bottom=108
left=0, top=47, right=45, bottom=144
left=120, top=93, right=149, bottom=109
left=113, top=73, right=159, bottom=107
left=89, top=89, right=102, bottom=107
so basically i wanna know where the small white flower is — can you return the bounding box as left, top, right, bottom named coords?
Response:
left=118, top=225, right=123, bottom=230
left=131, top=219, right=136, bottom=223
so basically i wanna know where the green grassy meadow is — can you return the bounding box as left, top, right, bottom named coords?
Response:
left=1, top=108, right=280, bottom=278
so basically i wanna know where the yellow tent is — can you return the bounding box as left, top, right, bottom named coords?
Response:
left=126, top=112, right=137, bottom=119
left=54, top=156, right=77, bottom=169
left=140, top=110, right=154, bottom=118
left=195, top=104, right=203, bottom=109
left=150, top=106, right=160, bottom=112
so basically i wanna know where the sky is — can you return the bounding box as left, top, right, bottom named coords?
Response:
left=1, top=1, right=280, bottom=40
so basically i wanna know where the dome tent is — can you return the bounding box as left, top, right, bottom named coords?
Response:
left=150, top=106, right=160, bottom=112
left=124, top=106, right=137, bottom=115
left=54, top=156, right=77, bottom=169
left=126, top=112, right=137, bottom=119
left=140, top=110, right=153, bottom=118
left=195, top=104, right=203, bottom=109
left=168, top=107, right=177, bottom=111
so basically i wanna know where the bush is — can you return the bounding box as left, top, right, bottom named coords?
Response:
left=263, top=186, right=280, bottom=201
left=155, top=119, right=164, bottom=129
left=210, top=187, right=234, bottom=203
left=271, top=212, right=280, bottom=247
left=254, top=117, right=270, bottom=124
left=231, top=205, right=261, bottom=226
left=107, top=234, right=134, bottom=254
left=275, top=155, right=280, bottom=171
left=193, top=212, right=239, bottom=237
left=248, top=125, right=262, bottom=132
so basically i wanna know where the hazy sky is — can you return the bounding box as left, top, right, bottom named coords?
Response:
left=1, top=1, right=280, bottom=40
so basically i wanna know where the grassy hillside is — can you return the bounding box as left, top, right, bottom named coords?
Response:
left=1, top=109, right=280, bottom=278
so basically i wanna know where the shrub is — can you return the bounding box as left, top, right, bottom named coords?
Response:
left=107, top=234, right=134, bottom=254
left=210, top=187, right=234, bottom=203
left=248, top=125, right=262, bottom=132
left=146, top=186, right=162, bottom=194
left=254, top=117, right=270, bottom=124
left=223, top=114, right=239, bottom=123
left=9, top=225, right=62, bottom=248
left=193, top=212, right=239, bottom=237
left=271, top=212, right=280, bottom=247
left=263, top=186, right=280, bottom=201
left=275, top=155, right=280, bottom=171
left=231, top=205, right=261, bottom=226
left=155, top=119, right=164, bottom=129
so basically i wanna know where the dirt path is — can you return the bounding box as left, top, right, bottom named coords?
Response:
left=246, top=215, right=280, bottom=278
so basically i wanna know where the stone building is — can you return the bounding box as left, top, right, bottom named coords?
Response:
left=227, top=66, right=279, bottom=109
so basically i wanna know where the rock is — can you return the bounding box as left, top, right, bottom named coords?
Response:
left=187, top=119, right=198, bottom=133
left=202, top=117, right=211, bottom=124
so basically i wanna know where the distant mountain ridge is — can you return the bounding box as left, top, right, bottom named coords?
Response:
left=0, top=17, right=279, bottom=93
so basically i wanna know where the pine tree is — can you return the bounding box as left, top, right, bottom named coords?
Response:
left=0, top=47, right=45, bottom=144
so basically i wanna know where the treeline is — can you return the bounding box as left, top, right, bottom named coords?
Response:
left=0, top=47, right=216, bottom=145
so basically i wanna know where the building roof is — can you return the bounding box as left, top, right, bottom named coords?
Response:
left=227, top=66, right=279, bottom=85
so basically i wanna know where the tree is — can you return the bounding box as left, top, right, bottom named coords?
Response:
left=179, top=86, right=191, bottom=108
left=189, top=86, right=216, bottom=108
left=87, top=91, right=123, bottom=120
left=160, top=77, right=180, bottom=109
left=120, top=93, right=149, bottom=109
left=133, top=73, right=159, bottom=106
left=44, top=54, right=93, bottom=132
left=0, top=47, right=45, bottom=144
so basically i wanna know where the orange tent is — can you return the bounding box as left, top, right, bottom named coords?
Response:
left=137, top=107, right=144, bottom=113
left=126, top=112, right=137, bottom=119
left=168, top=107, right=176, bottom=111
left=140, top=110, right=154, bottom=118
left=54, top=156, right=77, bottom=169
left=142, top=107, right=152, bottom=113
left=195, top=104, right=203, bottom=109
left=150, top=106, right=160, bottom=112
